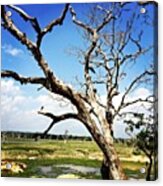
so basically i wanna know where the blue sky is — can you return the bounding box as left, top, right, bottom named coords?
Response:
left=1, top=2, right=157, bottom=138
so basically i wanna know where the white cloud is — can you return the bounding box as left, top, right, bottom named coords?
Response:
left=1, top=80, right=152, bottom=138
left=112, top=87, right=151, bottom=112
left=134, top=87, right=151, bottom=98
left=100, top=87, right=152, bottom=138
left=1, top=79, right=21, bottom=95
left=2, top=44, right=23, bottom=57
left=1, top=80, right=88, bottom=136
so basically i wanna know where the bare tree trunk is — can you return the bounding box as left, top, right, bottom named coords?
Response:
left=100, top=137, right=127, bottom=180
left=100, top=115, right=117, bottom=179
left=99, top=136, right=127, bottom=179
left=94, top=133, right=127, bottom=180
left=79, top=106, right=127, bottom=180
left=101, top=156, right=111, bottom=179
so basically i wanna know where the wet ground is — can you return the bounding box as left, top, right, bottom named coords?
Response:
left=39, top=164, right=100, bottom=178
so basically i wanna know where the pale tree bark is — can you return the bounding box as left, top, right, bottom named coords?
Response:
left=1, top=3, right=156, bottom=179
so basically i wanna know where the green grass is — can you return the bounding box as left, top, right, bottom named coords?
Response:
left=1, top=138, right=147, bottom=179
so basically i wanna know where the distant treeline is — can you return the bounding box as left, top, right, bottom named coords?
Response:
left=1, top=131, right=131, bottom=144
left=1, top=131, right=93, bottom=141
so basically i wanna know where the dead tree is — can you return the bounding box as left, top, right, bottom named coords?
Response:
left=1, top=2, right=156, bottom=179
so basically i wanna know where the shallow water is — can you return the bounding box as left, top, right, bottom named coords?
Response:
left=55, top=164, right=100, bottom=174
left=40, top=166, right=52, bottom=174
left=39, top=164, right=100, bottom=178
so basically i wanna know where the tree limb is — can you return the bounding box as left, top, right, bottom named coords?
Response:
left=1, top=6, right=36, bottom=51
left=113, top=70, right=155, bottom=117
left=2, top=5, right=69, bottom=48
left=38, top=110, right=80, bottom=135
left=120, top=70, right=155, bottom=105
left=42, top=3, right=70, bottom=34
left=96, top=10, right=114, bottom=32
left=38, top=110, right=79, bottom=121
left=36, top=3, right=69, bottom=47
left=121, top=95, right=155, bottom=109
left=84, top=41, right=97, bottom=96
left=70, top=6, right=99, bottom=98
left=7, top=5, right=41, bottom=33
left=42, top=120, right=56, bottom=136
left=1, top=70, right=47, bottom=86
left=37, top=4, right=69, bottom=47
left=69, top=6, right=94, bottom=35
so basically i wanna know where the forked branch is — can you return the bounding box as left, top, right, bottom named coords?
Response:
left=38, top=110, right=80, bottom=135
left=4, top=4, right=70, bottom=48
left=69, top=6, right=94, bottom=35
left=37, top=4, right=70, bottom=47
left=42, top=4, right=70, bottom=34
left=7, top=5, right=41, bottom=33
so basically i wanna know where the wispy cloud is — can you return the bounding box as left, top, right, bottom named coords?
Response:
left=2, top=44, right=24, bottom=57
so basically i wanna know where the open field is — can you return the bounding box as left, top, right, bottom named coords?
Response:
left=1, top=138, right=147, bottom=179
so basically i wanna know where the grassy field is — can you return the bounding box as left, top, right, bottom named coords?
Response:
left=1, top=138, right=147, bottom=179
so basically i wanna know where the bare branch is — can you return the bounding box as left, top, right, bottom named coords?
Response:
left=38, top=110, right=79, bottom=136
left=121, top=96, right=155, bottom=109
left=36, top=4, right=69, bottom=47
left=38, top=110, right=79, bottom=122
left=69, top=10, right=100, bottom=97
left=42, top=120, right=56, bottom=136
left=69, top=5, right=94, bottom=35
left=114, top=70, right=155, bottom=116
left=121, top=70, right=154, bottom=104
left=42, top=4, right=69, bottom=34
left=129, top=33, right=142, bottom=53
left=119, top=2, right=130, bottom=7
left=7, top=5, right=32, bottom=20
left=3, top=4, right=69, bottom=48
left=120, top=45, right=153, bottom=67
left=1, top=70, right=47, bottom=86
left=97, top=46, right=112, bottom=77
left=1, top=6, right=36, bottom=50
left=38, top=110, right=79, bottom=135
left=69, top=5, right=114, bottom=104
left=96, top=11, right=114, bottom=32
left=82, top=31, right=103, bottom=101
left=7, top=5, right=41, bottom=33
left=118, top=13, right=136, bottom=54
